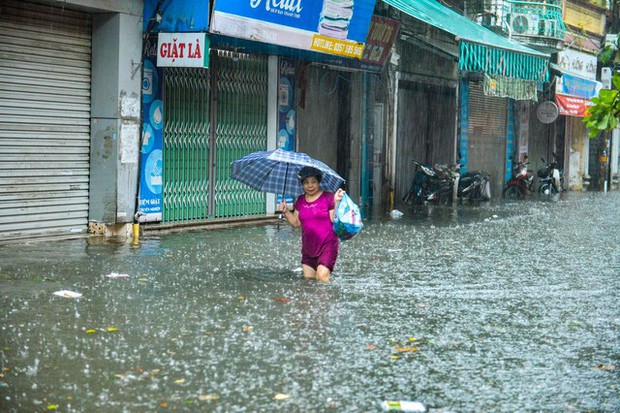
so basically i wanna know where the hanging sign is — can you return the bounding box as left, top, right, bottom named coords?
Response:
left=536, top=101, right=559, bottom=123
left=210, top=0, right=375, bottom=59
left=157, top=33, right=209, bottom=68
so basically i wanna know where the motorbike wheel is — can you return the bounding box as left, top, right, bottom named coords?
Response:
left=503, top=185, right=524, bottom=199
left=538, top=183, right=553, bottom=196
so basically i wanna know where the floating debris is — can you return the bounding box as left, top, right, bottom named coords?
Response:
left=52, top=290, right=82, bottom=299
left=381, top=400, right=425, bottom=412
left=104, top=272, right=130, bottom=279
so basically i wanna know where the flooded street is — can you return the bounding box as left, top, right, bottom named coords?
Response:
left=1, top=192, right=619, bottom=412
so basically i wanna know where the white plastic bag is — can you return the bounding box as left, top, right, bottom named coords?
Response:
left=333, top=193, right=363, bottom=241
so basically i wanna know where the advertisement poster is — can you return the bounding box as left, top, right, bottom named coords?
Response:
left=277, top=57, right=296, bottom=207
left=138, top=35, right=164, bottom=222
left=143, top=0, right=209, bottom=32
left=210, top=0, right=375, bottom=59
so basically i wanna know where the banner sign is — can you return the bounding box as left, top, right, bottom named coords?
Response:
left=137, top=35, right=164, bottom=222
left=210, top=0, right=375, bottom=59
left=556, top=73, right=601, bottom=100
left=276, top=57, right=297, bottom=207
left=157, top=32, right=209, bottom=67
left=143, top=0, right=209, bottom=32
left=555, top=94, right=592, bottom=117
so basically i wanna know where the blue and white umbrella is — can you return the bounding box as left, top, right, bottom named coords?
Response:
left=231, top=148, right=345, bottom=197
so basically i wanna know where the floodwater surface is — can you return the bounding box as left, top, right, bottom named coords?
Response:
left=1, top=192, right=618, bottom=412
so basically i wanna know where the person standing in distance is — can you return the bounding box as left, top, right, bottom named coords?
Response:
left=279, top=166, right=345, bottom=282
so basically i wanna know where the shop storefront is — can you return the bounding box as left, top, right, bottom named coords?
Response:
left=383, top=0, right=548, bottom=202
left=552, top=50, right=601, bottom=191
left=138, top=0, right=379, bottom=225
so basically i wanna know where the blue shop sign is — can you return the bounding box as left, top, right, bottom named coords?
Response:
left=143, top=0, right=209, bottom=32
left=211, top=0, right=375, bottom=59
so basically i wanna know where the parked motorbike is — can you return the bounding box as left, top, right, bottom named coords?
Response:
left=503, top=157, right=533, bottom=199
left=457, top=169, right=492, bottom=202
left=402, top=161, right=457, bottom=205
left=537, top=154, right=564, bottom=196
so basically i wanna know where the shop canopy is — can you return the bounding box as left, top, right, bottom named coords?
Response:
left=383, top=0, right=550, bottom=82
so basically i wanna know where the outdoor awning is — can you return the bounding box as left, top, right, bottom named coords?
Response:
left=383, top=0, right=550, bottom=82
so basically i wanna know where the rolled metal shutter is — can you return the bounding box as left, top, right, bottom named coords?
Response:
left=467, top=81, right=507, bottom=196
left=0, top=0, right=92, bottom=241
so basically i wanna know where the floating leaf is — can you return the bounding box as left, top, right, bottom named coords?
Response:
left=366, top=344, right=377, bottom=351
left=409, top=337, right=417, bottom=342
left=237, top=296, right=245, bottom=300
left=47, top=405, right=58, bottom=410
left=275, top=297, right=291, bottom=303
left=597, top=364, right=616, bottom=371
left=85, top=329, right=96, bottom=334
left=243, top=326, right=253, bottom=332
left=198, top=394, right=220, bottom=401
left=175, top=378, right=185, bottom=384
left=106, top=327, right=118, bottom=332
left=390, top=355, right=400, bottom=360
left=182, top=399, right=193, bottom=404
left=394, top=345, right=420, bottom=353
left=274, top=393, right=290, bottom=400
left=160, top=401, right=168, bottom=408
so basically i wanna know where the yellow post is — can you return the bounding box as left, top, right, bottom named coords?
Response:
left=132, top=223, right=140, bottom=243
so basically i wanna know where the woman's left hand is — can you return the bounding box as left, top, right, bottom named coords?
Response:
left=334, top=188, right=344, bottom=203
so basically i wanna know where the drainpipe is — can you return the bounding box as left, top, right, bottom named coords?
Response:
left=389, top=71, right=400, bottom=210
left=452, top=75, right=461, bottom=205
left=360, top=72, right=370, bottom=217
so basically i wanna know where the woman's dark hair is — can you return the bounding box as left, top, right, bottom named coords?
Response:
left=297, top=166, right=323, bottom=183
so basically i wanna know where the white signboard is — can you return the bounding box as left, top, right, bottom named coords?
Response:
left=157, top=32, right=209, bottom=68
left=556, top=49, right=597, bottom=80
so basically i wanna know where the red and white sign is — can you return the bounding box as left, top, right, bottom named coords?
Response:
left=157, top=32, right=209, bottom=68
left=555, top=93, right=593, bottom=117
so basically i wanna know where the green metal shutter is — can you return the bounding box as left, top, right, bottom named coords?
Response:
left=214, top=51, right=268, bottom=218
left=161, top=52, right=269, bottom=223
left=162, top=67, right=211, bottom=222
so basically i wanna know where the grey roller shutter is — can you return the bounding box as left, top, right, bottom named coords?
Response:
left=0, top=0, right=92, bottom=241
left=467, top=81, right=507, bottom=196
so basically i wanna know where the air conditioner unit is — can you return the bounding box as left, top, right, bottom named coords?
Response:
left=509, top=13, right=539, bottom=36
left=539, top=19, right=557, bottom=37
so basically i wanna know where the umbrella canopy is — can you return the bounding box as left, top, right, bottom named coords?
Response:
left=231, top=148, right=345, bottom=197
